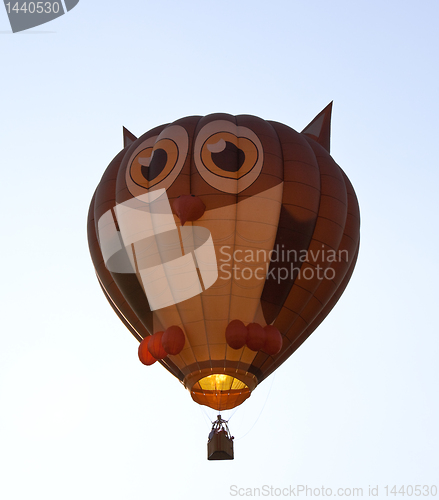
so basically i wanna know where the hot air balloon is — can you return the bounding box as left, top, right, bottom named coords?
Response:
left=87, top=104, right=360, bottom=458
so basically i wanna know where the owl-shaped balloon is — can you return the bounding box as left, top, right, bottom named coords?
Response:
left=87, top=104, right=360, bottom=411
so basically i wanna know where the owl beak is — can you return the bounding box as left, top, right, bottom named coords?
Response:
left=172, top=195, right=206, bottom=225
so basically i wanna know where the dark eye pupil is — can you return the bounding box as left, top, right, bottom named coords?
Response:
left=141, top=148, right=168, bottom=181
left=211, top=142, right=245, bottom=173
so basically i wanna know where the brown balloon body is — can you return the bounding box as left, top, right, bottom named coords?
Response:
left=88, top=105, right=360, bottom=411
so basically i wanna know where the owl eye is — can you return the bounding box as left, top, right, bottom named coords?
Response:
left=130, top=138, right=179, bottom=188
left=194, top=120, right=264, bottom=193
left=125, top=125, right=188, bottom=197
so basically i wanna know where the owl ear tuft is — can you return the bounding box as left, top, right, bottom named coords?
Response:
left=123, top=127, right=137, bottom=148
left=301, top=102, right=333, bottom=153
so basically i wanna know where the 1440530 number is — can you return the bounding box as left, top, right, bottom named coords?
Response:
left=5, top=2, right=60, bottom=14
left=384, top=485, right=437, bottom=496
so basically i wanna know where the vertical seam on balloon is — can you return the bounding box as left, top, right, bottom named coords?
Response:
left=260, top=133, right=323, bottom=378
left=260, top=123, right=317, bottom=330
left=230, top=114, right=247, bottom=377
left=189, top=116, right=213, bottom=377
left=290, top=169, right=350, bottom=345
left=194, top=117, right=213, bottom=373
left=250, top=120, right=285, bottom=373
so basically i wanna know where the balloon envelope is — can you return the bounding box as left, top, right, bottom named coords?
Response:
left=87, top=104, right=360, bottom=411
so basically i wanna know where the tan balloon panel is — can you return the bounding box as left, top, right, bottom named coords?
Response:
left=87, top=104, right=360, bottom=411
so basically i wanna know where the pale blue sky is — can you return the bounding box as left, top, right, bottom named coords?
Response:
left=1, top=1, right=438, bottom=499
